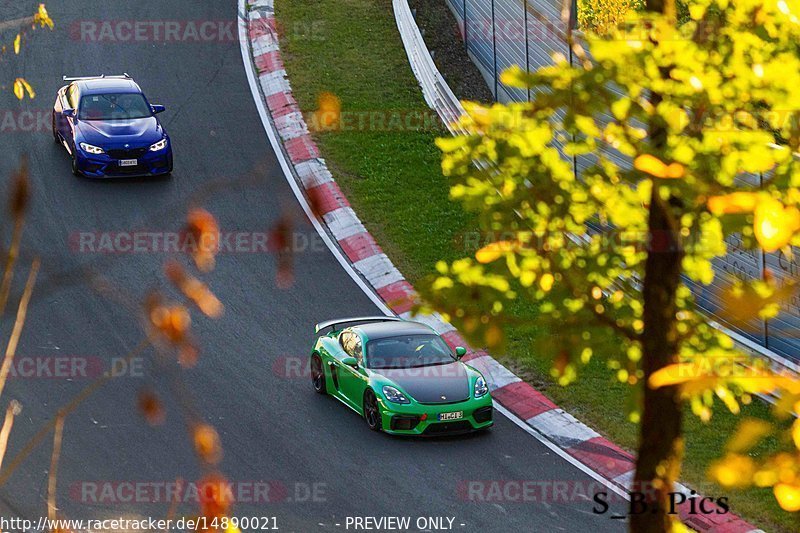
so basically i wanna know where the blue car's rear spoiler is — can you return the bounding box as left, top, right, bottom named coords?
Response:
left=62, top=73, right=131, bottom=82
left=315, top=316, right=401, bottom=335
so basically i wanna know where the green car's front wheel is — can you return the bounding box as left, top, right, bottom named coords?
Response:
left=311, top=354, right=326, bottom=394
left=363, top=389, right=382, bottom=431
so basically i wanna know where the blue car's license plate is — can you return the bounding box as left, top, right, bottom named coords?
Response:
left=119, top=159, right=138, bottom=166
left=438, top=411, right=463, bottom=421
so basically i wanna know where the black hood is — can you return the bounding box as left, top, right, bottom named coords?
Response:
left=374, top=362, right=470, bottom=404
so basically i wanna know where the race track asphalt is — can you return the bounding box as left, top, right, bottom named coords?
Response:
left=0, top=1, right=626, bottom=531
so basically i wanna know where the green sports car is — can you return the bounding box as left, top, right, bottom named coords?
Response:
left=310, top=316, right=493, bottom=435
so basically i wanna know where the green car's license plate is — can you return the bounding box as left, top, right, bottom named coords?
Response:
left=438, top=411, right=463, bottom=421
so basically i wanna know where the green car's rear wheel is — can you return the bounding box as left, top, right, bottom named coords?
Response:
left=311, top=354, right=326, bottom=394
left=363, top=389, right=382, bottom=431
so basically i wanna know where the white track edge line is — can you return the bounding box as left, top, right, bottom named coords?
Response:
left=237, top=2, right=391, bottom=317
left=493, top=402, right=631, bottom=502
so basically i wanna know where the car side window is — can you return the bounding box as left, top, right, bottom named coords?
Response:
left=339, top=330, right=363, bottom=364
left=339, top=331, right=354, bottom=355
left=353, top=338, right=363, bottom=366
left=66, top=84, right=78, bottom=109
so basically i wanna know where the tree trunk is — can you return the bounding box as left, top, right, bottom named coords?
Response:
left=631, top=2, right=683, bottom=532
left=631, top=190, right=684, bottom=532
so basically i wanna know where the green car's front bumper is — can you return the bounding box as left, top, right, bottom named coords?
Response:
left=376, top=393, right=494, bottom=436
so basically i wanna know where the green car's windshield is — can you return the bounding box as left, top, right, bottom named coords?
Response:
left=366, top=334, right=454, bottom=369
left=78, top=93, right=152, bottom=120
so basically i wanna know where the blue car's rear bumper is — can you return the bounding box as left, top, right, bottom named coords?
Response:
left=75, top=147, right=173, bottom=178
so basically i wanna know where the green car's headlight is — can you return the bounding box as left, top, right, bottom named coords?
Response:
left=382, top=385, right=410, bottom=404
left=474, top=376, right=489, bottom=398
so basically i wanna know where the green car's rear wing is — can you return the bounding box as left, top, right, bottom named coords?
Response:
left=314, top=316, right=401, bottom=335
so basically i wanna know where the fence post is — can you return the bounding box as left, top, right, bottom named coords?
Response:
left=760, top=171, right=770, bottom=348
left=570, top=0, right=578, bottom=32
left=569, top=0, right=578, bottom=180
left=491, top=0, right=498, bottom=99
left=524, top=0, right=530, bottom=102
left=463, top=0, right=468, bottom=52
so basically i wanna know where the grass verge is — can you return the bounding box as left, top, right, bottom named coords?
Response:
left=275, top=1, right=794, bottom=530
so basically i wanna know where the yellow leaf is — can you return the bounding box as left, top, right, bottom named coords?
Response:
left=689, top=3, right=707, bottom=20
left=485, top=324, right=503, bottom=348
left=714, top=387, right=739, bottom=414
left=727, top=419, right=771, bottom=453
left=575, top=115, right=600, bottom=138
left=754, top=198, right=800, bottom=252
left=475, top=241, right=515, bottom=264
left=13, top=79, right=23, bottom=100
left=709, top=454, right=755, bottom=488
left=520, top=270, right=535, bottom=287
left=20, top=78, right=35, bottom=99
left=753, top=469, right=779, bottom=487
left=792, top=418, right=800, bottom=450
left=774, top=483, right=800, bottom=512
left=634, top=154, right=685, bottom=179
left=192, top=423, right=222, bottom=464
left=707, top=192, right=759, bottom=215
left=13, top=33, right=20, bottom=54
left=539, top=273, right=554, bottom=292
left=648, top=363, right=699, bottom=388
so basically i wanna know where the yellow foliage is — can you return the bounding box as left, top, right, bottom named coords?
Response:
left=424, top=0, right=800, bottom=516
left=578, top=0, right=643, bottom=34
left=33, top=4, right=54, bottom=29
left=6, top=5, right=54, bottom=100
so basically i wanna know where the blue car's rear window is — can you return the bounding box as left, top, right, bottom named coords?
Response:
left=79, top=93, right=152, bottom=120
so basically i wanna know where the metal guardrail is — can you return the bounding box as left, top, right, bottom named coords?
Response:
left=394, top=0, right=466, bottom=132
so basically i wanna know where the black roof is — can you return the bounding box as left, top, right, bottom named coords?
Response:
left=356, top=320, right=435, bottom=340
left=77, top=78, right=141, bottom=95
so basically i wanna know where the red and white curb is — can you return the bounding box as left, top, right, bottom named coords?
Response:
left=238, top=1, right=762, bottom=531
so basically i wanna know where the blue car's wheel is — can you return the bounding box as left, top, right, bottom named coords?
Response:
left=71, top=151, right=80, bottom=177
left=363, top=389, right=382, bottom=432
left=51, top=112, right=59, bottom=143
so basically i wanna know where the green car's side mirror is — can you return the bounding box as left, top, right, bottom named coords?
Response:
left=342, top=356, right=358, bottom=367
left=455, top=347, right=467, bottom=359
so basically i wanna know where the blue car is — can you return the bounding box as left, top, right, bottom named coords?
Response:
left=52, top=74, right=173, bottom=178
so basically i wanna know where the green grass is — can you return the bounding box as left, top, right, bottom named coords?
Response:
left=275, top=1, right=795, bottom=530
left=275, top=0, right=472, bottom=282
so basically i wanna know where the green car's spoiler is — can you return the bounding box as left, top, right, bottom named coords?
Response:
left=314, top=316, right=401, bottom=335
